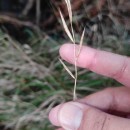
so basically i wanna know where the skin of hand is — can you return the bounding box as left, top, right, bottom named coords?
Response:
left=49, top=43, right=130, bottom=130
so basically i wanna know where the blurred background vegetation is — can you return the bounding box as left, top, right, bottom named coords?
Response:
left=0, top=0, right=130, bottom=130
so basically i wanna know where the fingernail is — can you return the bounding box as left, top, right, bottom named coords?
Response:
left=59, top=102, right=83, bottom=130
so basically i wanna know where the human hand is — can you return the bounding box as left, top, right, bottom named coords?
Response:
left=49, top=43, right=130, bottom=130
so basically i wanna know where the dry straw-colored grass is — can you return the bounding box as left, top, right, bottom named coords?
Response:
left=59, top=0, right=85, bottom=100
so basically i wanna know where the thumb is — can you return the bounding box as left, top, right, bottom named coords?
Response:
left=49, top=102, right=130, bottom=130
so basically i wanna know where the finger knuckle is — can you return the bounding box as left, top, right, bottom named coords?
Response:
left=111, top=57, right=129, bottom=80
left=87, top=50, right=99, bottom=70
left=80, top=108, right=110, bottom=130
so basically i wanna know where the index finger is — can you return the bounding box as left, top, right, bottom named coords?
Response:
left=60, top=44, right=130, bottom=87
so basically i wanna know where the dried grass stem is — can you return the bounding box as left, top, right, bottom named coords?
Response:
left=59, top=0, right=85, bottom=100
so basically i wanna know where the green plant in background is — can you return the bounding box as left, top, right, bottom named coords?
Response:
left=0, top=1, right=130, bottom=130
left=0, top=21, right=127, bottom=130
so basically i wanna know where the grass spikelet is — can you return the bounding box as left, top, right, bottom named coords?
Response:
left=65, top=0, right=72, bottom=23
left=77, top=28, right=85, bottom=57
left=59, top=9, right=74, bottom=42
left=59, top=58, right=75, bottom=79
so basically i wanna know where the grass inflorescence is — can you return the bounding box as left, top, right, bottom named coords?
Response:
left=59, top=0, right=85, bottom=100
